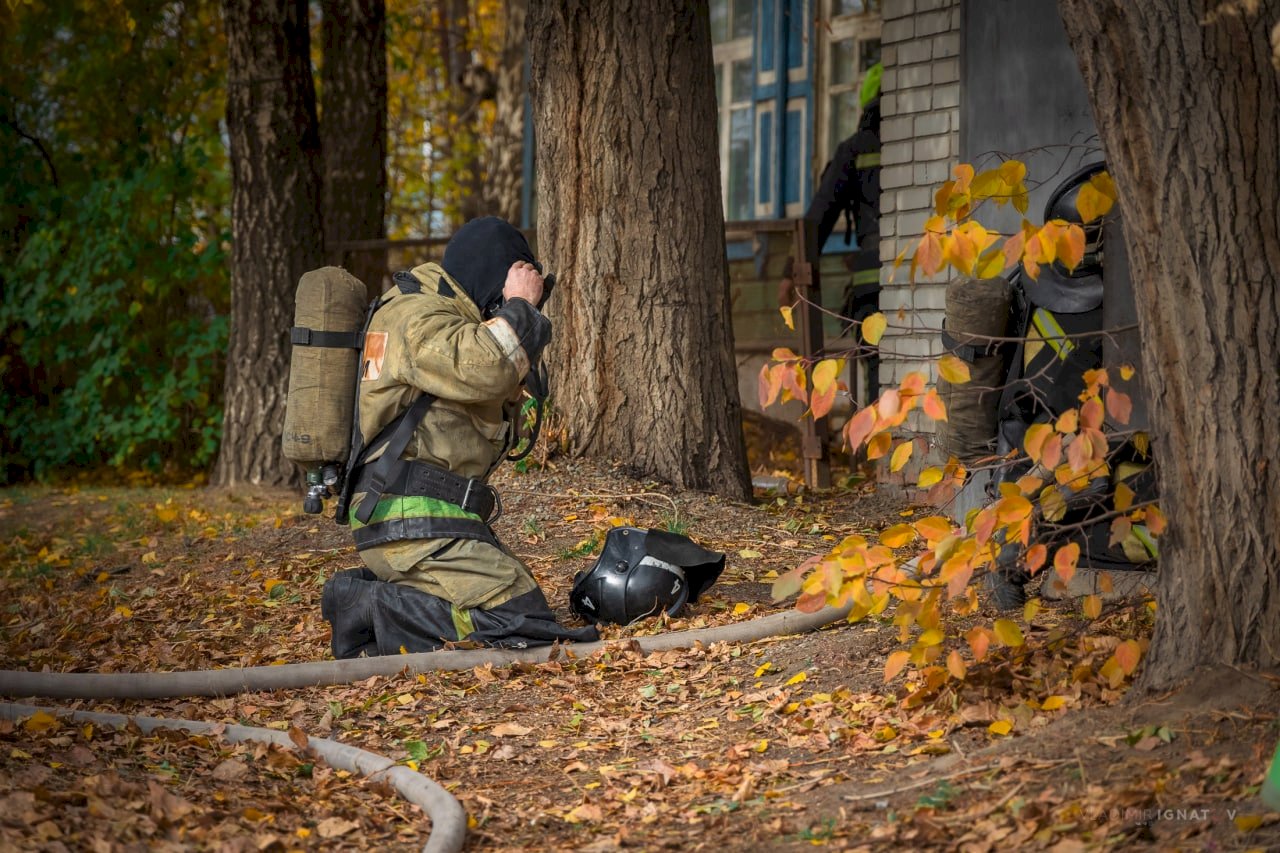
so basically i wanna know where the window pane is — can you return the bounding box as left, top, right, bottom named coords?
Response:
left=715, top=63, right=725, bottom=107
left=710, top=0, right=729, bottom=43
left=728, top=107, right=751, bottom=221
left=731, top=59, right=753, bottom=102
left=833, top=0, right=866, bottom=15
left=731, top=0, right=753, bottom=40
left=831, top=38, right=856, bottom=86
left=860, top=38, right=882, bottom=71
left=829, top=90, right=860, bottom=154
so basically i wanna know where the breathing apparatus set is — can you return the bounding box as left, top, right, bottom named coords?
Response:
left=281, top=266, right=554, bottom=523
left=934, top=162, right=1158, bottom=607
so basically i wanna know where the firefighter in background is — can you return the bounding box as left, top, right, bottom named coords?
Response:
left=780, top=62, right=883, bottom=402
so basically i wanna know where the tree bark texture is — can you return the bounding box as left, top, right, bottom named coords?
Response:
left=480, top=0, right=526, bottom=223
left=321, top=0, right=389, bottom=290
left=1058, top=0, right=1280, bottom=687
left=216, top=0, right=326, bottom=486
left=528, top=0, right=752, bottom=500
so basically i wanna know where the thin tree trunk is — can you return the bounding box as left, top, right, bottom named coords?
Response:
left=528, top=0, right=752, bottom=500
left=480, top=0, right=526, bottom=223
left=216, top=0, right=325, bottom=487
left=321, top=0, right=388, bottom=290
left=1058, top=0, right=1280, bottom=688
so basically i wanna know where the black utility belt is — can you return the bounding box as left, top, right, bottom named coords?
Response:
left=355, top=461, right=500, bottom=523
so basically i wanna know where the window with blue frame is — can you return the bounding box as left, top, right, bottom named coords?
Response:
left=712, top=0, right=754, bottom=222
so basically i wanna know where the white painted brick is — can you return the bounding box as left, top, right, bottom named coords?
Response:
left=912, top=284, right=949, bottom=310
left=881, top=115, right=914, bottom=143
left=881, top=163, right=914, bottom=190
left=916, top=308, right=946, bottom=329
left=934, top=82, right=960, bottom=109
left=880, top=68, right=898, bottom=93
left=881, top=44, right=898, bottom=65
left=933, top=31, right=960, bottom=59
left=882, top=17, right=915, bottom=44
left=915, top=0, right=952, bottom=11
left=915, top=159, right=951, bottom=185
left=915, top=9, right=952, bottom=37
left=898, top=209, right=930, bottom=237
left=882, top=0, right=916, bottom=22
left=897, top=63, right=932, bottom=89
left=880, top=93, right=899, bottom=116
left=897, top=39, right=932, bottom=66
left=897, top=88, right=933, bottom=114
left=933, top=57, right=959, bottom=84
left=914, top=111, right=950, bottom=136
left=882, top=143, right=913, bottom=166
left=896, top=187, right=932, bottom=210
left=881, top=237, right=910, bottom=264
left=914, top=135, right=951, bottom=162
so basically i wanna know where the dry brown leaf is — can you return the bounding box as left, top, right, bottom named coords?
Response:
left=316, top=817, right=359, bottom=838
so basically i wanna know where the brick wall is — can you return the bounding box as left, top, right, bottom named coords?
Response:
left=877, top=0, right=960, bottom=413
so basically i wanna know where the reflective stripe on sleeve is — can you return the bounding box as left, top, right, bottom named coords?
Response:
left=482, top=316, right=531, bottom=377
left=1031, top=308, right=1075, bottom=361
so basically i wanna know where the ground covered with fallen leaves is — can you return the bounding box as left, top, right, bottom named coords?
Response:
left=1, top=458, right=1277, bottom=851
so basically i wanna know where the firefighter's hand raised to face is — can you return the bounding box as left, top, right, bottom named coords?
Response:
left=503, top=261, right=544, bottom=307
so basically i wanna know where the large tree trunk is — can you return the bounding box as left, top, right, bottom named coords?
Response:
left=528, top=0, right=752, bottom=500
left=215, top=0, right=325, bottom=486
left=480, top=0, right=526, bottom=223
left=321, top=0, right=388, bottom=291
left=1058, top=0, right=1280, bottom=688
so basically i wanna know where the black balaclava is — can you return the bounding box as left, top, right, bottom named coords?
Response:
left=441, top=217, right=540, bottom=318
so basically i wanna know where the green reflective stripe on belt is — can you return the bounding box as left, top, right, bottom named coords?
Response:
left=350, top=494, right=483, bottom=529
left=1131, top=524, right=1159, bottom=559
left=853, top=268, right=881, bottom=285
left=855, top=152, right=881, bottom=169
left=1031, top=308, right=1074, bottom=360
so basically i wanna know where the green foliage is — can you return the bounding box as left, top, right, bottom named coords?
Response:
left=0, top=157, right=229, bottom=480
left=0, top=0, right=230, bottom=482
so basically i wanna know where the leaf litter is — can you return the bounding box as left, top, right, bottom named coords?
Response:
left=1, top=459, right=1276, bottom=850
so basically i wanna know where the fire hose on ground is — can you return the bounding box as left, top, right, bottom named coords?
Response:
left=0, top=701, right=467, bottom=853
left=0, top=605, right=853, bottom=851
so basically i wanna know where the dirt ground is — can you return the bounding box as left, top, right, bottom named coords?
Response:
left=0, top=456, right=1277, bottom=851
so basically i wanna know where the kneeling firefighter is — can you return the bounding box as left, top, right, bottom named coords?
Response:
left=318, top=217, right=600, bottom=657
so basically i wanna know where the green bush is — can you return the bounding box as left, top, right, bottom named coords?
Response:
left=0, top=159, right=229, bottom=481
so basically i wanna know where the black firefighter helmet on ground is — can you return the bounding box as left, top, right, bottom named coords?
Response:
left=570, top=527, right=726, bottom=626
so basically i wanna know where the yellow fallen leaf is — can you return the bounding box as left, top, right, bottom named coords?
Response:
left=738, top=549, right=762, bottom=559
left=1041, top=695, right=1068, bottom=711
left=754, top=662, right=774, bottom=678
left=1233, top=814, right=1263, bottom=832
left=780, top=305, right=794, bottom=330
left=732, top=603, right=750, bottom=615
left=753, top=739, right=769, bottom=753
left=23, top=711, right=59, bottom=733
left=155, top=506, right=179, bottom=523
left=785, top=671, right=807, bottom=686
left=988, top=720, right=1013, bottom=736
left=537, top=739, right=558, bottom=748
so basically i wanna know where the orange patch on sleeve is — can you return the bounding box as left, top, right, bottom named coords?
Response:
left=362, top=331, right=388, bottom=381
